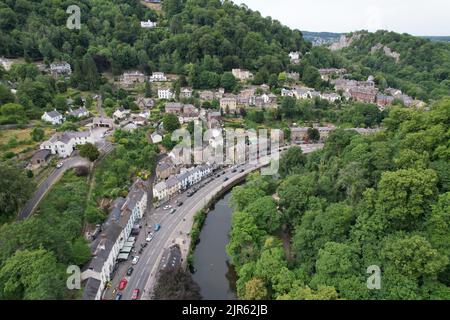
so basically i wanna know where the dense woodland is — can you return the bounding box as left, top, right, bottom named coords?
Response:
left=228, top=98, right=450, bottom=300
left=336, top=31, right=450, bottom=101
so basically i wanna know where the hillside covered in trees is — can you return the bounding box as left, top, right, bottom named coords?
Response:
left=0, top=0, right=307, bottom=80
left=334, top=31, right=450, bottom=101
left=228, top=98, right=450, bottom=300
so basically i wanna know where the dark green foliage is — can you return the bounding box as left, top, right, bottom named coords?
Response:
left=153, top=269, right=202, bottom=300
left=228, top=98, right=450, bottom=300
left=79, top=143, right=100, bottom=162
left=0, top=163, right=35, bottom=219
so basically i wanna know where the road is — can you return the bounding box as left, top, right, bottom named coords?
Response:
left=105, top=143, right=323, bottom=300
left=18, top=136, right=113, bottom=221
left=18, top=156, right=91, bottom=220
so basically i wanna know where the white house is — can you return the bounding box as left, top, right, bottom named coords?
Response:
left=42, top=110, right=64, bottom=125
left=150, top=132, right=163, bottom=144
left=294, top=88, right=311, bottom=100
left=153, top=181, right=168, bottom=201
left=320, top=93, right=341, bottom=103
left=137, top=109, right=151, bottom=119
left=289, top=52, right=301, bottom=64
left=158, top=88, right=173, bottom=100
left=149, top=72, right=167, bottom=82
left=281, top=88, right=294, bottom=97
left=132, top=116, right=147, bottom=126
left=180, top=88, right=193, bottom=99
left=232, top=69, right=253, bottom=81
left=68, top=107, right=89, bottom=118
left=40, top=130, right=94, bottom=158
left=113, top=107, right=130, bottom=120
left=0, top=57, right=13, bottom=71
left=140, top=20, right=157, bottom=28
left=50, top=62, right=72, bottom=77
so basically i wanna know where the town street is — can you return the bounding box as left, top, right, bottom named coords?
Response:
left=105, top=143, right=323, bottom=300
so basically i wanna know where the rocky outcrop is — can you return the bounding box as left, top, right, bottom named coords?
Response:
left=329, top=33, right=362, bottom=51
left=371, top=43, right=401, bottom=62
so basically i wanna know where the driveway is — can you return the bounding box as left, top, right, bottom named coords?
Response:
left=18, top=156, right=91, bottom=220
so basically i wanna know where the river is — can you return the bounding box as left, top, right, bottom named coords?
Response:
left=191, top=192, right=237, bottom=300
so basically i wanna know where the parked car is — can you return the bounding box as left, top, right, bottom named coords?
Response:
left=132, top=256, right=140, bottom=265
left=224, top=177, right=229, bottom=181
left=231, top=168, right=237, bottom=173
left=131, top=289, right=140, bottom=300
left=118, top=278, right=128, bottom=290
left=126, top=267, right=134, bottom=276
left=56, top=162, right=63, bottom=169
left=154, top=224, right=161, bottom=232
left=115, top=292, right=122, bottom=300
left=163, top=205, right=172, bottom=210
left=146, top=233, right=154, bottom=242
left=170, top=208, right=176, bottom=214
left=239, top=169, right=244, bottom=173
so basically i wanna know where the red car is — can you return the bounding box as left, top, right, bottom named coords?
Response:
left=118, top=278, right=128, bottom=291
left=132, top=289, right=140, bottom=300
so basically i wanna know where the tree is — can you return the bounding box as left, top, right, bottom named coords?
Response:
left=163, top=113, right=181, bottom=133
left=221, top=72, right=237, bottom=92
left=74, top=166, right=90, bottom=177
left=30, top=128, right=45, bottom=142
left=376, top=168, right=438, bottom=230
left=0, top=84, right=15, bottom=105
left=244, top=196, right=281, bottom=233
left=382, top=234, right=448, bottom=279
left=153, top=269, right=201, bottom=300
left=0, top=249, right=65, bottom=300
left=279, top=146, right=305, bottom=177
left=79, top=143, right=100, bottom=162
left=243, top=278, right=268, bottom=300
left=307, top=128, right=320, bottom=143
left=69, top=238, right=92, bottom=265
left=0, top=164, right=35, bottom=219
left=145, top=82, right=152, bottom=98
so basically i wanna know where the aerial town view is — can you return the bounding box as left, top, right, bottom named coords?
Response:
left=0, top=0, right=449, bottom=313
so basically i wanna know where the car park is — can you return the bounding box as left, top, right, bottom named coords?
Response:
left=131, top=256, right=140, bottom=265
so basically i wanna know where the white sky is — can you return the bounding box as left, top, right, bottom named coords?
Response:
left=232, top=0, right=450, bottom=36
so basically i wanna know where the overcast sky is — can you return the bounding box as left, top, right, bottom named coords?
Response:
left=232, top=0, right=450, bottom=36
